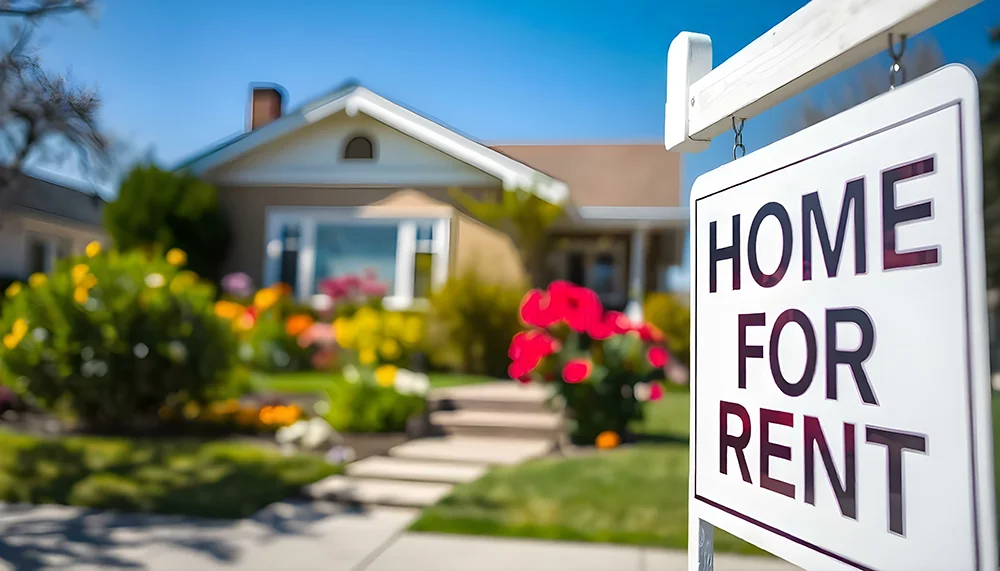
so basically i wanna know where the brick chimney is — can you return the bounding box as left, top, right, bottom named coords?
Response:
left=247, top=85, right=284, bottom=131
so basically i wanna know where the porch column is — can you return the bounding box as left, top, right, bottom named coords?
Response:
left=626, top=227, right=648, bottom=323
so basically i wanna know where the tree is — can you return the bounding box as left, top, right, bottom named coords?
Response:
left=980, top=27, right=1000, bottom=288
left=0, top=1, right=107, bottom=212
left=792, top=38, right=944, bottom=132
left=449, top=185, right=564, bottom=284
left=104, top=165, right=232, bottom=282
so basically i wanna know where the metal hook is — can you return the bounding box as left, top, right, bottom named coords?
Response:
left=732, top=117, right=746, bottom=160
left=888, top=33, right=907, bottom=90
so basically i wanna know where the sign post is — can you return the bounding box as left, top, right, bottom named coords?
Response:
left=686, top=64, right=996, bottom=570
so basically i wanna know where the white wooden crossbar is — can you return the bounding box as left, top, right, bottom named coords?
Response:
left=664, top=0, right=982, bottom=152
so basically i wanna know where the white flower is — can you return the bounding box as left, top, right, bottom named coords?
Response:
left=301, top=417, right=334, bottom=450
left=81, top=361, right=94, bottom=378
left=238, top=344, right=254, bottom=362
left=83, top=298, right=99, bottom=312
left=311, top=294, right=333, bottom=313
left=81, top=347, right=94, bottom=361
left=133, top=343, right=149, bottom=359
left=395, top=369, right=430, bottom=396
left=166, top=341, right=187, bottom=363
left=145, top=273, right=166, bottom=289
left=32, top=328, right=47, bottom=342
left=276, top=420, right=310, bottom=445
left=313, top=400, right=331, bottom=416
left=343, top=365, right=360, bottom=383
left=634, top=382, right=652, bottom=402
left=325, top=445, right=356, bottom=465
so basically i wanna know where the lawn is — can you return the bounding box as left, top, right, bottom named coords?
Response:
left=412, top=391, right=1000, bottom=554
left=0, top=430, right=340, bottom=519
left=253, top=370, right=497, bottom=394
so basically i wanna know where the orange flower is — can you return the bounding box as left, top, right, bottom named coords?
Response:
left=285, top=314, right=315, bottom=337
left=596, top=431, right=621, bottom=450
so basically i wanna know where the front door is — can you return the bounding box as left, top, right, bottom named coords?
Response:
left=548, top=237, right=627, bottom=309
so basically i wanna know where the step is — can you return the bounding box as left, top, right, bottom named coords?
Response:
left=302, top=475, right=453, bottom=508
left=345, top=456, right=488, bottom=484
left=430, top=409, right=563, bottom=438
left=388, top=436, right=554, bottom=466
left=428, top=382, right=554, bottom=413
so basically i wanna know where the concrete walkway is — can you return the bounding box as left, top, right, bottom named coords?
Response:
left=0, top=502, right=800, bottom=571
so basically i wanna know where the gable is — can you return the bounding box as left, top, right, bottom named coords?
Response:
left=204, top=112, right=502, bottom=188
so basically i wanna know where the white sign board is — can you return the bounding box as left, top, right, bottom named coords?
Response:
left=689, top=65, right=996, bottom=571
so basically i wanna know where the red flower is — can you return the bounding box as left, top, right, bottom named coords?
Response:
left=555, top=284, right=603, bottom=334
left=634, top=322, right=665, bottom=343
left=650, top=382, right=664, bottom=401
left=519, top=290, right=563, bottom=328
left=647, top=346, right=669, bottom=368
left=514, top=374, right=533, bottom=385
left=508, top=330, right=560, bottom=380
left=562, top=359, right=592, bottom=384
left=509, top=360, right=532, bottom=380
left=605, top=311, right=632, bottom=334
left=587, top=319, right=615, bottom=340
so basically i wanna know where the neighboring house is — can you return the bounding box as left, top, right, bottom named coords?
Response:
left=0, top=172, right=106, bottom=281
left=177, top=82, right=686, bottom=320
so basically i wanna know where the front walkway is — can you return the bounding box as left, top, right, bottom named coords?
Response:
left=0, top=502, right=800, bottom=571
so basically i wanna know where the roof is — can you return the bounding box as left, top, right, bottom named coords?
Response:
left=489, top=143, right=682, bottom=209
left=175, top=83, right=570, bottom=204
left=7, top=171, right=105, bottom=227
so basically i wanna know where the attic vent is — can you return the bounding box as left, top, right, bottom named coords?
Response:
left=344, top=136, right=374, bottom=160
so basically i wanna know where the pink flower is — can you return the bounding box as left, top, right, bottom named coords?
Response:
left=605, top=311, right=631, bottom=335
left=562, top=359, right=592, bottom=384
left=508, top=330, right=559, bottom=376
left=634, top=322, right=665, bottom=344
left=647, top=346, right=669, bottom=368
left=555, top=284, right=603, bottom=334
left=519, top=289, right=562, bottom=328
left=650, top=382, right=664, bottom=401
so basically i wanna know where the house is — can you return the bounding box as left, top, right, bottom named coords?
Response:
left=0, top=172, right=106, bottom=281
left=177, top=82, right=686, bottom=320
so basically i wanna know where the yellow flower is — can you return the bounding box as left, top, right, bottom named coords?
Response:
left=28, top=273, right=47, bottom=289
left=85, top=241, right=102, bottom=258
left=359, top=347, right=377, bottom=365
left=166, top=248, right=187, bottom=267
left=214, top=301, right=245, bottom=321
left=170, top=271, right=197, bottom=294
left=402, top=316, right=423, bottom=345
left=71, top=264, right=90, bottom=284
left=235, top=312, right=255, bottom=332
left=353, top=307, right=381, bottom=334
left=333, top=317, right=356, bottom=348
left=596, top=431, right=621, bottom=450
left=375, top=364, right=398, bottom=387
left=73, top=287, right=89, bottom=304
left=253, top=287, right=280, bottom=312
left=183, top=401, right=201, bottom=420
left=379, top=338, right=401, bottom=360
left=384, top=313, right=405, bottom=336
left=4, top=282, right=20, bottom=298
left=3, top=318, right=28, bottom=349
left=80, top=274, right=97, bottom=289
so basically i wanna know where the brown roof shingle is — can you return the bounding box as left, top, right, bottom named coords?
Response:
left=489, top=143, right=681, bottom=208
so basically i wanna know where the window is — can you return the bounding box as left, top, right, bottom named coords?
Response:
left=27, top=238, right=47, bottom=275
left=343, top=136, right=374, bottom=160
left=265, top=211, right=449, bottom=309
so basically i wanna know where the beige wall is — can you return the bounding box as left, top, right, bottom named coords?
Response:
left=217, top=185, right=524, bottom=288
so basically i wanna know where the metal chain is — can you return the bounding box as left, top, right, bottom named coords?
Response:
left=888, top=33, right=908, bottom=90
left=732, top=117, right=746, bottom=160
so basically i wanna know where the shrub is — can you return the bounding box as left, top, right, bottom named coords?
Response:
left=333, top=306, right=426, bottom=370
left=322, top=377, right=426, bottom=433
left=428, top=272, right=527, bottom=377
left=214, top=284, right=317, bottom=373
left=0, top=245, right=237, bottom=432
left=104, top=165, right=231, bottom=282
left=511, top=281, right=671, bottom=445
left=643, top=293, right=691, bottom=366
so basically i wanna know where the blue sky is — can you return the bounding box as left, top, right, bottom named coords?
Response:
left=26, top=0, right=1000, bottom=287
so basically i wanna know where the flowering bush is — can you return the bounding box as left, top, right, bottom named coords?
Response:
left=156, top=397, right=303, bottom=434
left=332, top=307, right=425, bottom=370
left=319, top=268, right=389, bottom=310
left=510, top=281, right=671, bottom=445
left=214, top=284, right=318, bottom=372
left=0, top=244, right=237, bottom=432
left=322, top=369, right=428, bottom=433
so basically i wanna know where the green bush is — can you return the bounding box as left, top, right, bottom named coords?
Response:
left=643, top=293, right=690, bottom=366
left=0, top=247, right=237, bottom=432
left=322, top=378, right=426, bottom=433
left=104, top=164, right=232, bottom=282
left=428, top=272, right=527, bottom=377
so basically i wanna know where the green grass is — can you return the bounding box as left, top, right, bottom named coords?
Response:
left=253, top=370, right=497, bottom=394
left=413, top=391, right=1000, bottom=554
left=0, top=430, right=340, bottom=519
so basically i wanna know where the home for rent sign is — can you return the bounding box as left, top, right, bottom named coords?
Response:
left=689, top=65, right=996, bottom=570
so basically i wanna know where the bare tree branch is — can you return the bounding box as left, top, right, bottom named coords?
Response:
left=0, top=0, right=94, bottom=20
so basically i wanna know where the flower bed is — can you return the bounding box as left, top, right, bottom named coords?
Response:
left=510, top=281, right=675, bottom=445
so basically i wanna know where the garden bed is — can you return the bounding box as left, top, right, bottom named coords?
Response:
left=0, top=429, right=340, bottom=519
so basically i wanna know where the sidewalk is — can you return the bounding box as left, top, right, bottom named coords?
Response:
left=0, top=502, right=799, bottom=571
